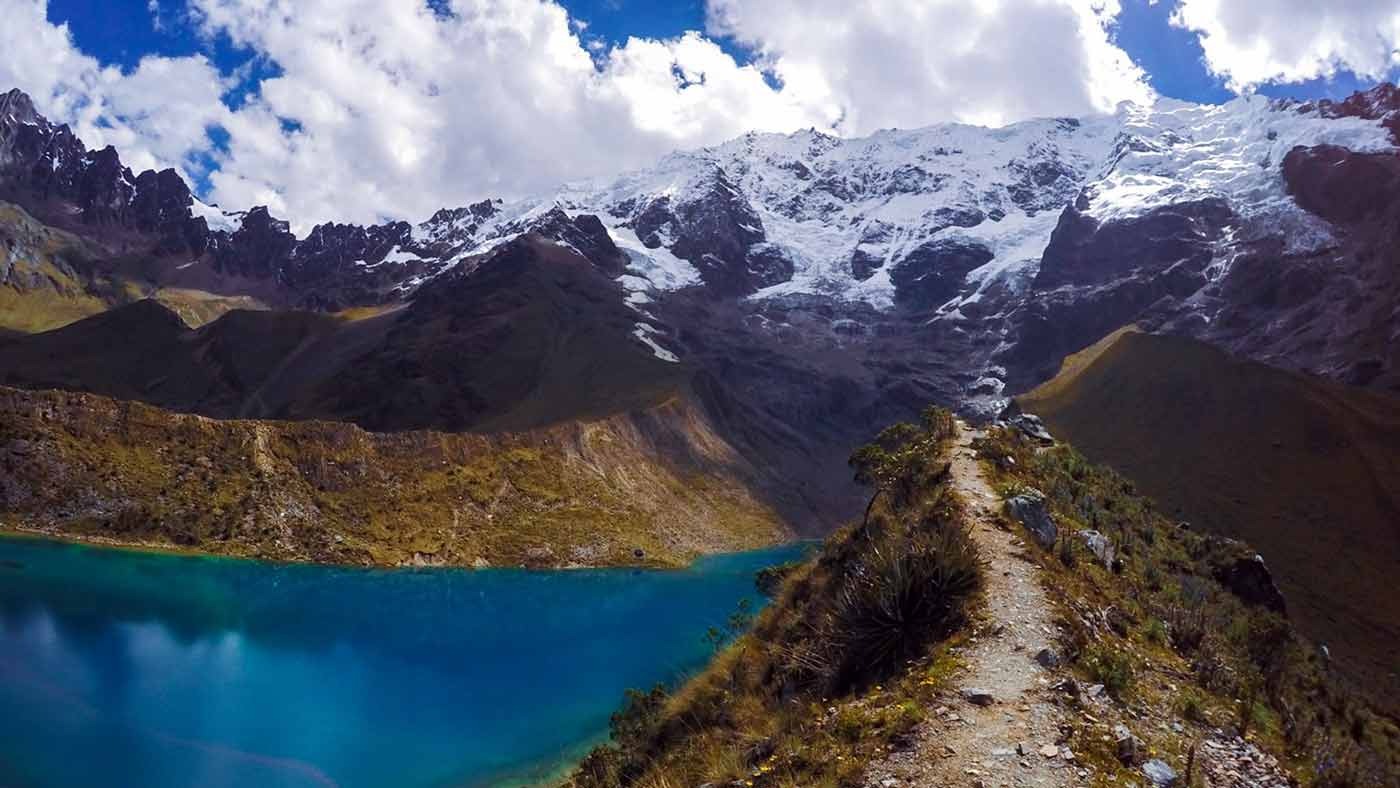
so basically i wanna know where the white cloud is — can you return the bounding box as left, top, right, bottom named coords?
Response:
left=3, top=0, right=1156, bottom=230
left=188, top=0, right=838, bottom=227
left=1172, top=0, right=1400, bottom=90
left=0, top=0, right=228, bottom=178
left=705, top=0, right=1154, bottom=130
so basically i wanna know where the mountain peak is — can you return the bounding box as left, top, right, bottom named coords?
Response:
left=0, top=88, right=38, bottom=125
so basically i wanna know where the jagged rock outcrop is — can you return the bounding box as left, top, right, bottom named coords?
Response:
left=890, top=237, right=994, bottom=310
left=1214, top=553, right=1287, bottom=614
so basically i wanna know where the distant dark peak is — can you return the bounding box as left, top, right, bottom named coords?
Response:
left=132, top=168, right=193, bottom=205
left=241, top=206, right=291, bottom=234
left=427, top=198, right=499, bottom=226
left=413, top=235, right=534, bottom=300
left=129, top=167, right=202, bottom=253
left=297, top=219, right=412, bottom=266
left=427, top=206, right=460, bottom=223
left=211, top=205, right=297, bottom=280
left=0, top=89, right=39, bottom=125
left=86, top=146, right=122, bottom=166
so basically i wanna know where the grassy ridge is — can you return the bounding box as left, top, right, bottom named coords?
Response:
left=975, top=426, right=1400, bottom=786
left=0, top=386, right=788, bottom=568
left=572, top=401, right=1400, bottom=788
left=1018, top=330, right=1400, bottom=716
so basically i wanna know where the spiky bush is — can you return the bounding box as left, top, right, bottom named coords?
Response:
left=812, top=518, right=980, bottom=694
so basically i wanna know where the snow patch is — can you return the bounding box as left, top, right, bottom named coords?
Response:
left=382, top=246, right=421, bottom=265
left=608, top=224, right=702, bottom=291
left=632, top=322, right=679, bottom=363
left=190, top=198, right=240, bottom=234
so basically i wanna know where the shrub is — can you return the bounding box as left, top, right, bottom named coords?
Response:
left=756, top=562, right=801, bottom=597
left=1082, top=645, right=1135, bottom=699
left=1177, top=688, right=1207, bottom=723
left=813, top=520, right=980, bottom=694
left=1165, top=578, right=1213, bottom=654
left=849, top=407, right=956, bottom=525
left=1057, top=534, right=1076, bottom=567
left=891, top=700, right=925, bottom=730
left=612, top=685, right=669, bottom=747
left=834, top=706, right=866, bottom=742
left=1144, top=617, right=1169, bottom=647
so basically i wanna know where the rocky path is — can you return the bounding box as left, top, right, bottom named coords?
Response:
left=865, top=421, right=1078, bottom=788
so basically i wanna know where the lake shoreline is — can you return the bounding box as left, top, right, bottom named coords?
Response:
left=0, top=523, right=803, bottom=573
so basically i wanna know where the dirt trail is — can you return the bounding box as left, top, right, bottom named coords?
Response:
left=865, top=421, right=1076, bottom=788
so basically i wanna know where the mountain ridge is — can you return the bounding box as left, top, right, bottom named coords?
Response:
left=6, top=84, right=1399, bottom=408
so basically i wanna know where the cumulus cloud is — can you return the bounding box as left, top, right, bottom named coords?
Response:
left=183, top=0, right=839, bottom=225
left=3, top=0, right=1156, bottom=230
left=707, top=0, right=1153, bottom=131
left=0, top=0, right=228, bottom=177
left=1172, top=0, right=1400, bottom=89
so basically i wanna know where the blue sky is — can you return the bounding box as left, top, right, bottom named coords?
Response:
left=46, top=0, right=1392, bottom=109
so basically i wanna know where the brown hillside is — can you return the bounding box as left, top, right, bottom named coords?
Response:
left=1019, top=330, right=1400, bottom=714
left=0, top=386, right=789, bottom=569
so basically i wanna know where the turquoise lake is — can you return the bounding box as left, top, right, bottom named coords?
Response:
left=0, top=537, right=807, bottom=787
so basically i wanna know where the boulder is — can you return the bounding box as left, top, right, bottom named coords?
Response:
left=1077, top=529, right=1115, bottom=569
left=1003, top=413, right=1055, bottom=445
left=1005, top=490, right=1057, bottom=549
left=1142, top=759, right=1179, bottom=787
left=1215, top=554, right=1287, bottom=614
left=960, top=688, right=996, bottom=706
left=1113, top=724, right=1144, bottom=766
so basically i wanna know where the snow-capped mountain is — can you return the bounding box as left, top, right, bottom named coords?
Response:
left=386, top=88, right=1400, bottom=403
left=3, top=84, right=1399, bottom=413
